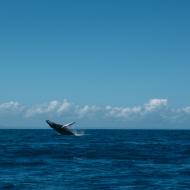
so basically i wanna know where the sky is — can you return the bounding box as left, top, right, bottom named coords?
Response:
left=0, top=0, right=190, bottom=128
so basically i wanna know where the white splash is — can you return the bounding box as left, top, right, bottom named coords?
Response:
left=73, top=130, right=85, bottom=136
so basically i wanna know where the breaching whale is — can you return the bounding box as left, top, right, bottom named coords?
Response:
left=46, top=120, right=76, bottom=135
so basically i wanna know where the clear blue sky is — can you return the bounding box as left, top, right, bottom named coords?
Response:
left=0, top=0, right=190, bottom=108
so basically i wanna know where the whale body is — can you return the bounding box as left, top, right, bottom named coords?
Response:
left=46, top=120, right=75, bottom=135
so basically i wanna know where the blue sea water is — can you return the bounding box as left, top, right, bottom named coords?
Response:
left=0, top=129, right=190, bottom=190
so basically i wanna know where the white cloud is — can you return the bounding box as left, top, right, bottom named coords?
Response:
left=105, top=98, right=168, bottom=118
left=105, top=106, right=142, bottom=118
left=77, top=105, right=100, bottom=118
left=57, top=99, right=71, bottom=114
left=25, top=100, right=58, bottom=117
left=47, top=100, right=59, bottom=112
left=144, top=99, right=168, bottom=111
left=0, top=101, right=23, bottom=112
left=0, top=98, right=190, bottom=129
left=181, top=107, right=190, bottom=114
left=25, top=99, right=71, bottom=117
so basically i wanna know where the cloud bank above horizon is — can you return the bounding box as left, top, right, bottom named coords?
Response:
left=0, top=99, right=190, bottom=129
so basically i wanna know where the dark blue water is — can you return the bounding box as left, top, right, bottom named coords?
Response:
left=0, top=129, right=190, bottom=190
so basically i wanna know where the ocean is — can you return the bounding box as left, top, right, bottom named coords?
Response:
left=0, top=129, right=190, bottom=190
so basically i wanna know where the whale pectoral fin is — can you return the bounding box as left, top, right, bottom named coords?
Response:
left=63, top=122, right=76, bottom=128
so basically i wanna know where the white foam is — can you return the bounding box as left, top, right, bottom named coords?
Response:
left=73, top=130, right=85, bottom=136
